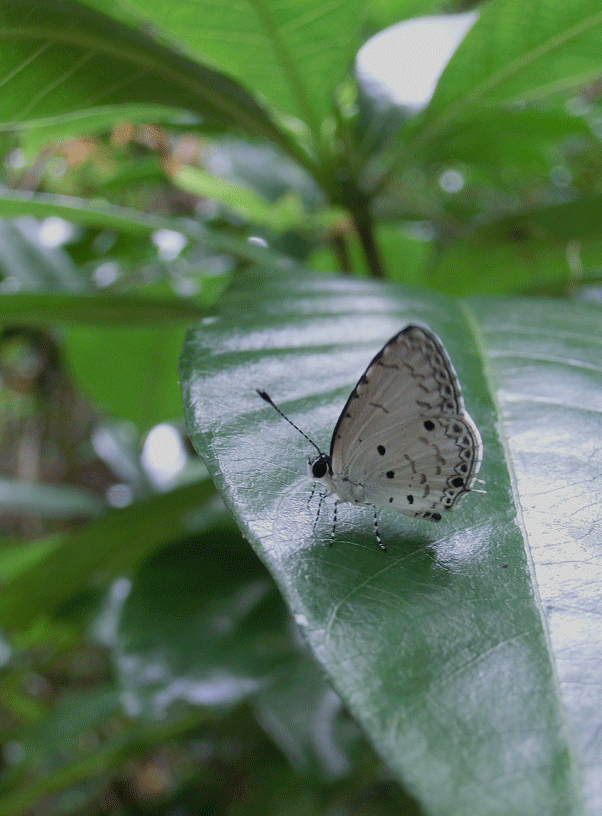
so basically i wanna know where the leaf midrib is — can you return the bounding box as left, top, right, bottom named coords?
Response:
left=0, top=21, right=316, bottom=173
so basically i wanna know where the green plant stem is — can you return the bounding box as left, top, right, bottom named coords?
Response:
left=352, top=201, right=384, bottom=278
left=332, top=233, right=352, bottom=273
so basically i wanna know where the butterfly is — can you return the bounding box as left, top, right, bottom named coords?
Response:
left=257, top=324, right=482, bottom=549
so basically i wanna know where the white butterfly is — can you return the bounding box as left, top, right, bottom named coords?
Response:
left=258, top=324, right=482, bottom=549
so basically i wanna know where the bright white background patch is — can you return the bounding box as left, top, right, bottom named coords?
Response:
left=356, top=12, right=477, bottom=111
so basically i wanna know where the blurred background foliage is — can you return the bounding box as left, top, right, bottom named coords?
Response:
left=1, top=0, right=602, bottom=813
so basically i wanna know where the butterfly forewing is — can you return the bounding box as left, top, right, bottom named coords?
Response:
left=329, top=325, right=482, bottom=519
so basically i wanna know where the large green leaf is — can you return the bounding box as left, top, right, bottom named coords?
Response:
left=0, top=220, right=87, bottom=292
left=180, top=270, right=602, bottom=815
left=0, top=190, right=292, bottom=267
left=0, top=478, right=106, bottom=517
left=114, top=530, right=295, bottom=714
left=112, top=527, right=382, bottom=779
left=428, top=197, right=602, bottom=296
left=89, top=0, right=363, bottom=136
left=0, top=293, right=207, bottom=324
left=429, top=238, right=602, bottom=297
left=0, top=479, right=216, bottom=629
left=0, top=0, right=293, bottom=155
left=64, top=323, right=188, bottom=430
left=415, top=0, right=602, bottom=148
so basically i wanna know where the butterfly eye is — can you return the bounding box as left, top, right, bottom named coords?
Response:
left=311, top=455, right=329, bottom=479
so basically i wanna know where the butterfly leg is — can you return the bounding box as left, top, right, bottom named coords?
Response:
left=308, top=482, right=318, bottom=522
left=311, top=489, right=326, bottom=534
left=372, top=506, right=386, bottom=551
left=329, top=499, right=339, bottom=546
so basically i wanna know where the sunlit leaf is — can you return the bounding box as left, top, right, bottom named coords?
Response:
left=0, top=0, right=292, bottom=155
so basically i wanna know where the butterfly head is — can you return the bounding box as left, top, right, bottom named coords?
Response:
left=308, top=453, right=331, bottom=480
left=308, top=452, right=338, bottom=496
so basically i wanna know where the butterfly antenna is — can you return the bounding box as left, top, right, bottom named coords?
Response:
left=256, top=389, right=323, bottom=456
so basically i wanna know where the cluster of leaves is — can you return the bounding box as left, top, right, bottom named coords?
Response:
left=1, top=0, right=602, bottom=814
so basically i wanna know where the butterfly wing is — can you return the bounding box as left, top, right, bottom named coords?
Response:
left=329, top=325, right=482, bottom=519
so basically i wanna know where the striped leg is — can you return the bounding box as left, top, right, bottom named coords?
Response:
left=373, top=506, right=386, bottom=551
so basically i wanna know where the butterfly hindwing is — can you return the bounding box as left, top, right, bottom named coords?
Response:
left=348, top=413, right=481, bottom=519
left=329, top=325, right=482, bottom=519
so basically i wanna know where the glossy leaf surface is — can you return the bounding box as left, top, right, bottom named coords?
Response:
left=180, top=270, right=602, bottom=815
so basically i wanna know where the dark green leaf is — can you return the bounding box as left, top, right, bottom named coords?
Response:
left=180, top=269, right=601, bottom=815
left=0, top=479, right=216, bottom=629
left=0, top=705, right=210, bottom=816
left=415, top=107, right=594, bottom=170
left=253, top=657, right=364, bottom=780
left=114, top=530, right=293, bottom=714
left=111, top=520, right=369, bottom=780
left=475, top=195, right=602, bottom=245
